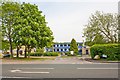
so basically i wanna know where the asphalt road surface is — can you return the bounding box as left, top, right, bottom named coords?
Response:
left=2, top=63, right=119, bottom=80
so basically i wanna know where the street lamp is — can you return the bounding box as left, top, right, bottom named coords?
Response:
left=82, top=36, right=85, bottom=56
left=82, top=36, right=85, bottom=47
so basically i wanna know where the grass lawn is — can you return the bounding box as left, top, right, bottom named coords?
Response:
left=3, top=57, right=55, bottom=61
left=100, top=58, right=120, bottom=61
left=88, top=58, right=120, bottom=63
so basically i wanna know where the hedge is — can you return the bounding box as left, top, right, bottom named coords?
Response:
left=43, top=52, right=59, bottom=56
left=90, top=44, right=120, bottom=60
left=65, top=52, right=76, bottom=56
left=28, top=52, right=43, bottom=56
left=29, top=52, right=59, bottom=56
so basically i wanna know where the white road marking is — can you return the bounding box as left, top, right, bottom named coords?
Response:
left=10, top=69, right=50, bottom=74
left=10, top=70, right=21, bottom=72
left=77, top=68, right=119, bottom=69
left=16, top=68, right=54, bottom=70
left=19, top=72, right=50, bottom=74
left=2, top=76, right=32, bottom=78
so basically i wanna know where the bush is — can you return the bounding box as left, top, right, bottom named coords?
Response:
left=28, top=52, right=59, bottom=56
left=90, top=44, right=119, bottom=60
left=43, top=52, right=59, bottom=56
left=43, top=52, right=51, bottom=56
left=29, top=52, right=43, bottom=56
left=0, top=53, right=3, bottom=58
left=65, top=52, right=75, bottom=56
left=36, top=48, right=44, bottom=54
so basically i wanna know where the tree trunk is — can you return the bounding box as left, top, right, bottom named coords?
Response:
left=16, top=46, right=19, bottom=58
left=24, top=46, right=27, bottom=58
left=52, top=47, right=54, bottom=52
left=28, top=46, right=30, bottom=58
left=9, top=38, right=13, bottom=58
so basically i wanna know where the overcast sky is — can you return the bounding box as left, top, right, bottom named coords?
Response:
left=18, top=0, right=119, bottom=42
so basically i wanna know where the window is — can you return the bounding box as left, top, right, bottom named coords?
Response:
left=68, top=44, right=70, bottom=46
left=60, top=44, right=63, bottom=47
left=64, top=44, right=66, bottom=46
left=54, top=49, right=55, bottom=52
left=79, top=49, right=82, bottom=53
left=57, top=49, right=59, bottom=51
left=61, top=49, right=63, bottom=51
left=86, top=50, right=89, bottom=54
left=65, top=49, right=67, bottom=51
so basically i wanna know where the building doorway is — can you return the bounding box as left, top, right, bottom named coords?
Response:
left=86, top=49, right=89, bottom=55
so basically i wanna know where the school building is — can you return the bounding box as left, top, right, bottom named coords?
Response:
left=45, top=42, right=90, bottom=55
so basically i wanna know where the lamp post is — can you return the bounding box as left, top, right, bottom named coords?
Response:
left=82, top=36, right=85, bottom=55
left=82, top=36, right=85, bottom=47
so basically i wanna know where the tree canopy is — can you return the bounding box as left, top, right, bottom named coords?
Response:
left=1, top=1, right=54, bottom=58
left=70, top=38, right=78, bottom=55
left=1, top=1, right=20, bottom=57
left=83, top=11, right=118, bottom=46
left=13, top=3, right=54, bottom=58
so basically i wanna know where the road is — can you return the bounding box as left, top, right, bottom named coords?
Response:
left=2, top=64, right=119, bottom=80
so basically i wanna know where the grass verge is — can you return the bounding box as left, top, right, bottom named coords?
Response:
left=2, top=57, right=55, bottom=61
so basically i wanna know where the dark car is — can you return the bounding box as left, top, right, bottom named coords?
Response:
left=3, top=53, right=10, bottom=58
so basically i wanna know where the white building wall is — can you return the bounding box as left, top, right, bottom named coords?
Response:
left=67, top=49, right=69, bottom=51
left=67, top=44, right=68, bottom=46
left=59, top=49, right=61, bottom=51
left=59, top=44, right=60, bottom=47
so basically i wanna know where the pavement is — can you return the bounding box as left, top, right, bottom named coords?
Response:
left=2, top=55, right=119, bottom=64
left=1, top=56, right=93, bottom=64
left=2, top=64, right=119, bottom=79
left=1, top=56, right=120, bottom=80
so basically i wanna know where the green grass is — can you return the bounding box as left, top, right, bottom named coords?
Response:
left=94, top=58, right=120, bottom=62
left=4, top=57, right=55, bottom=61
left=77, top=55, right=82, bottom=57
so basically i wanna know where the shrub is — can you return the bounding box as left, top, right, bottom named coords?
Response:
left=51, top=52, right=59, bottom=56
left=65, top=52, right=75, bottom=56
left=90, top=44, right=119, bottom=60
left=29, top=52, right=43, bottom=56
left=43, top=52, right=51, bottom=56
left=0, top=53, right=3, bottom=58
left=36, top=48, right=44, bottom=54
left=43, top=52, right=59, bottom=56
left=70, top=38, right=78, bottom=55
left=29, top=52, right=59, bottom=56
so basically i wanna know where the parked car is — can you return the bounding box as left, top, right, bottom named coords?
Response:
left=3, top=54, right=10, bottom=58
left=3, top=52, right=10, bottom=58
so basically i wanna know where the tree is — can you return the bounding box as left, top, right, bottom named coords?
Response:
left=1, top=1, right=20, bottom=57
left=13, top=3, right=54, bottom=58
left=118, top=15, right=120, bottom=43
left=83, top=11, right=118, bottom=46
left=70, top=38, right=78, bottom=55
